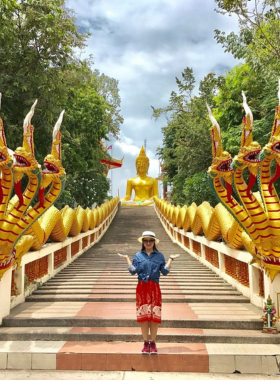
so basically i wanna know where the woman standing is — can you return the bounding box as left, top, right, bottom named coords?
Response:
left=118, top=230, right=180, bottom=354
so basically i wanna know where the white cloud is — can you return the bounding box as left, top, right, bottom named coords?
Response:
left=66, top=0, right=240, bottom=199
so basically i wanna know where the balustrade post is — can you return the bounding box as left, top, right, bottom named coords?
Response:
left=201, top=244, right=206, bottom=260
left=48, top=252, right=54, bottom=274
left=218, top=251, right=225, bottom=273
left=0, top=267, right=12, bottom=325
left=189, top=238, right=193, bottom=253
left=250, top=265, right=259, bottom=296
left=67, top=244, right=71, bottom=262
left=14, top=266, right=24, bottom=295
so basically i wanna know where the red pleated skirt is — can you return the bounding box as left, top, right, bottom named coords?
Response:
left=136, top=280, right=162, bottom=323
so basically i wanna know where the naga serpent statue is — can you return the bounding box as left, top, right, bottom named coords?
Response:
left=0, top=96, right=66, bottom=279
left=154, top=82, right=280, bottom=281
left=207, top=85, right=280, bottom=280
left=0, top=98, right=39, bottom=278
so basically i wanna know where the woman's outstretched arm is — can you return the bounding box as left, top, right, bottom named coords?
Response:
left=165, top=254, right=180, bottom=269
left=117, top=253, right=132, bottom=266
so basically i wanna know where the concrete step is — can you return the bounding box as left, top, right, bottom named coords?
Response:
left=4, top=301, right=261, bottom=328
left=45, top=279, right=228, bottom=284
left=2, top=340, right=280, bottom=373
left=0, top=326, right=276, bottom=344
left=40, top=284, right=235, bottom=290
left=33, top=288, right=242, bottom=295
left=25, top=294, right=250, bottom=303
left=2, top=317, right=262, bottom=330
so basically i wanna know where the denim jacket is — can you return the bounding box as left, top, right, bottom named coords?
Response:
left=128, top=249, right=170, bottom=283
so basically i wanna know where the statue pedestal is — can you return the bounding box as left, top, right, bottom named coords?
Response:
left=121, top=200, right=154, bottom=207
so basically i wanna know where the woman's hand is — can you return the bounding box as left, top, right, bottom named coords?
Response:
left=117, top=253, right=128, bottom=259
left=170, top=254, right=180, bottom=260
left=166, top=254, right=180, bottom=269
left=117, top=253, right=131, bottom=266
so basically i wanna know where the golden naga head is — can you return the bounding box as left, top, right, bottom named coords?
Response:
left=13, top=100, right=40, bottom=176
left=233, top=92, right=261, bottom=200
left=266, top=105, right=280, bottom=162
left=235, top=92, right=261, bottom=175
left=38, top=110, right=66, bottom=206
left=13, top=100, right=41, bottom=207
left=136, top=146, right=149, bottom=175
left=207, top=104, right=233, bottom=203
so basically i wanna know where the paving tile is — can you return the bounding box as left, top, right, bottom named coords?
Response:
left=107, top=353, right=132, bottom=371
left=81, top=353, right=107, bottom=370
left=209, top=354, right=235, bottom=373
left=7, top=353, right=32, bottom=369
left=56, top=353, right=82, bottom=370
left=32, top=353, right=56, bottom=370
left=235, top=355, right=262, bottom=374
left=181, top=354, right=209, bottom=372
left=261, top=355, right=280, bottom=374
left=157, top=354, right=183, bottom=372
left=0, top=353, right=7, bottom=370
left=206, top=344, right=280, bottom=355
left=130, top=354, right=160, bottom=372
left=0, top=341, right=66, bottom=353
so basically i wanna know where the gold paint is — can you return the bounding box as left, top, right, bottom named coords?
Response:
left=122, top=146, right=158, bottom=203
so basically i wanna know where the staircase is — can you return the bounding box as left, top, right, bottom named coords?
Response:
left=0, top=206, right=279, bottom=373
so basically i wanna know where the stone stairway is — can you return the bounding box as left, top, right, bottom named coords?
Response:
left=0, top=206, right=280, bottom=373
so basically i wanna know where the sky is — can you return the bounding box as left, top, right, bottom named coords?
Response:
left=66, top=0, right=240, bottom=199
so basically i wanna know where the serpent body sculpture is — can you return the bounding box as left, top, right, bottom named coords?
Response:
left=0, top=96, right=120, bottom=280
left=155, top=83, right=280, bottom=281
left=0, top=99, right=41, bottom=278
left=207, top=89, right=280, bottom=280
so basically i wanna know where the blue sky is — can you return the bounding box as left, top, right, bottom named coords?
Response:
left=66, top=0, right=240, bottom=198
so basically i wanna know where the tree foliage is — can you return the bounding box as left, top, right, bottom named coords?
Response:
left=154, top=1, right=280, bottom=207
left=214, top=0, right=280, bottom=78
left=0, top=0, right=122, bottom=207
left=153, top=69, right=223, bottom=206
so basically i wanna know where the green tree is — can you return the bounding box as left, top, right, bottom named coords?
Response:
left=0, top=0, right=122, bottom=207
left=153, top=68, right=223, bottom=205
left=213, top=62, right=278, bottom=155
left=183, top=172, right=218, bottom=207
left=214, top=0, right=280, bottom=78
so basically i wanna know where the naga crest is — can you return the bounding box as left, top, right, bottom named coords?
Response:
left=233, top=92, right=261, bottom=199
left=38, top=110, right=66, bottom=206
left=207, top=104, right=233, bottom=203
left=12, top=100, right=41, bottom=209
left=13, top=100, right=40, bottom=178
left=237, top=92, right=261, bottom=176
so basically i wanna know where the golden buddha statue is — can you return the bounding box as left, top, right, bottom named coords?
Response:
left=122, top=146, right=159, bottom=203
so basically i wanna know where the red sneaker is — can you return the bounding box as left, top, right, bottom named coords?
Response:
left=141, top=341, right=150, bottom=354
left=150, top=341, right=158, bottom=354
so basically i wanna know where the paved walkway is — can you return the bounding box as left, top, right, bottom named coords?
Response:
left=0, top=370, right=278, bottom=379
left=0, top=206, right=279, bottom=374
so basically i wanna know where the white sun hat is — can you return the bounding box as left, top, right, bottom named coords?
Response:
left=138, top=231, right=159, bottom=244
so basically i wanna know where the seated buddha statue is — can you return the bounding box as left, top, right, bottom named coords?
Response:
left=122, top=146, right=159, bottom=203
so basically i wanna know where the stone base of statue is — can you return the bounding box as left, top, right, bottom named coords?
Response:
left=121, top=200, right=154, bottom=207
left=262, top=327, right=278, bottom=334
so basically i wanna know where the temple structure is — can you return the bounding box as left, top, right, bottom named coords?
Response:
left=99, top=141, right=123, bottom=176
